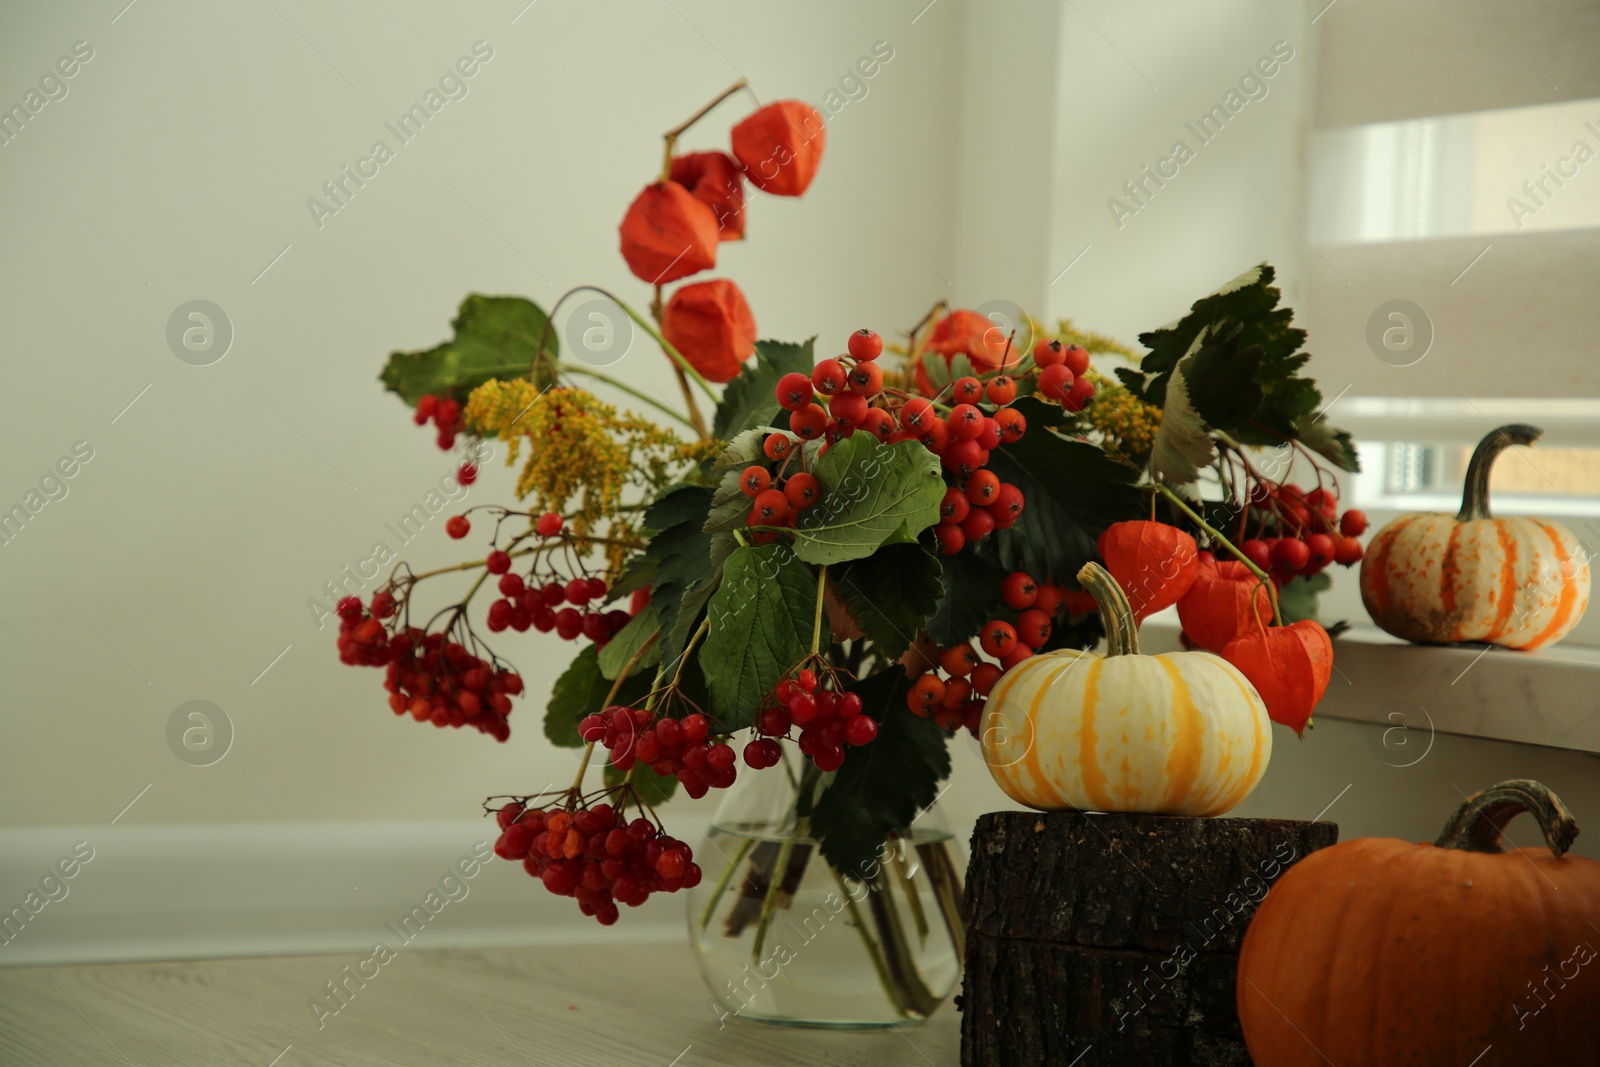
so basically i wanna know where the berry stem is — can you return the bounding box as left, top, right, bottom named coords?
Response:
left=402, top=534, right=643, bottom=585
left=660, top=79, right=751, bottom=182
left=810, top=565, right=829, bottom=655
left=672, top=617, right=711, bottom=689
left=1156, top=483, right=1283, bottom=626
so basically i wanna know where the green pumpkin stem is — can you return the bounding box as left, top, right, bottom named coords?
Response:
left=1076, top=562, right=1140, bottom=657
left=1434, top=779, right=1578, bottom=858
left=1456, top=424, right=1542, bottom=522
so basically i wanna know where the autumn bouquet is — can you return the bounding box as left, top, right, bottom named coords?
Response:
left=330, top=83, right=1365, bottom=1020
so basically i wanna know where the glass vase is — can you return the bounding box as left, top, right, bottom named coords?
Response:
left=686, top=742, right=965, bottom=1029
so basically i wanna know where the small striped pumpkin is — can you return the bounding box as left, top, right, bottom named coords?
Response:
left=1361, top=424, right=1591, bottom=649
left=981, top=562, right=1272, bottom=816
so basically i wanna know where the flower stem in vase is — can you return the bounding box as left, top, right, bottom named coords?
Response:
left=720, top=762, right=821, bottom=937
left=697, top=834, right=758, bottom=932
left=917, top=840, right=966, bottom=964
left=861, top=865, right=941, bottom=1018
left=889, top=839, right=931, bottom=943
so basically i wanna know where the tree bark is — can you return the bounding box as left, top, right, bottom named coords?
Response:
left=959, top=810, right=1338, bottom=1066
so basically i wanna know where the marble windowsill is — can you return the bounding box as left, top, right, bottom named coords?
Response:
left=1141, top=621, right=1600, bottom=755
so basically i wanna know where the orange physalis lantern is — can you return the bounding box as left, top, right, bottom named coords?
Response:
left=731, top=101, right=825, bottom=197
left=1095, top=520, right=1200, bottom=624
left=1177, top=560, right=1275, bottom=653
left=1221, top=619, right=1332, bottom=735
left=618, top=181, right=718, bottom=284
left=661, top=279, right=757, bottom=384
left=668, top=151, right=746, bottom=241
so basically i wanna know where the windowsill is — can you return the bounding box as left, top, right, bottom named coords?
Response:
left=1141, top=620, right=1600, bottom=755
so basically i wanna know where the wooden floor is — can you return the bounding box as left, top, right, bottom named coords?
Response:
left=0, top=943, right=960, bottom=1066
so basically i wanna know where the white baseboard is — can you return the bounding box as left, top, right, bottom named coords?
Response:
left=0, top=820, right=688, bottom=967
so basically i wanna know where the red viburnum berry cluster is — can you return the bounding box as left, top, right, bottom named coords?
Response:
left=463, top=510, right=636, bottom=649
left=492, top=799, right=701, bottom=926
left=749, top=668, right=876, bottom=773
left=906, top=571, right=1084, bottom=735
left=1030, top=338, right=1096, bottom=411
left=761, top=328, right=1038, bottom=556
left=413, top=394, right=463, bottom=451
left=336, top=595, right=524, bottom=742
left=1236, top=485, right=1367, bottom=581
left=486, top=571, right=628, bottom=644
left=582, top=708, right=737, bottom=800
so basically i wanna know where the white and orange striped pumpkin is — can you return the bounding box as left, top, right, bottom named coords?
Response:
left=981, top=562, right=1271, bottom=817
left=1361, top=424, right=1590, bottom=650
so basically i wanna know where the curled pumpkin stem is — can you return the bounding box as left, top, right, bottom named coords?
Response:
left=1075, top=562, right=1139, bottom=657
left=1435, top=779, right=1579, bottom=858
left=1455, top=423, right=1542, bottom=522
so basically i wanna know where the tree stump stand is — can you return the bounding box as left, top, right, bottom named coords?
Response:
left=959, top=811, right=1338, bottom=1066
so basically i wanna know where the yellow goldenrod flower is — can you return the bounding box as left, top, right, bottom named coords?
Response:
left=464, top=381, right=715, bottom=572
left=1082, top=371, right=1162, bottom=462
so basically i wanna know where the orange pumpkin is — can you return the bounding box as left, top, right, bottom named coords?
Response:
left=1238, top=779, right=1600, bottom=1065
left=1361, top=424, right=1591, bottom=648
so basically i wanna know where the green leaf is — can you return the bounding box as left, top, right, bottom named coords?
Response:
left=711, top=428, right=769, bottom=472
left=596, top=601, right=661, bottom=679
left=1135, top=264, right=1297, bottom=407
left=662, top=575, right=717, bottom=676
left=633, top=486, right=718, bottom=669
left=608, top=481, right=710, bottom=601
left=986, top=397, right=1145, bottom=582
left=811, top=669, right=952, bottom=880
left=704, top=429, right=769, bottom=535
left=1147, top=358, right=1217, bottom=486
left=1294, top=416, right=1361, bottom=473
left=698, top=544, right=817, bottom=730
left=1279, top=571, right=1350, bottom=636
left=545, top=645, right=650, bottom=747
left=791, top=437, right=945, bottom=566
left=712, top=338, right=815, bottom=440
left=832, top=544, right=944, bottom=660
left=1130, top=262, right=1361, bottom=479
left=1114, top=366, right=1147, bottom=393
left=927, top=546, right=1008, bottom=646
left=604, top=760, right=678, bottom=804
left=380, top=294, right=557, bottom=405
left=646, top=481, right=719, bottom=531
left=1184, top=328, right=1264, bottom=430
